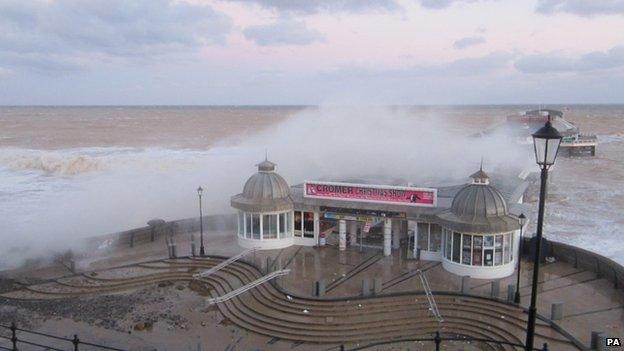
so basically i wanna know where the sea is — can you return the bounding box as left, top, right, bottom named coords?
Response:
left=0, top=105, right=622, bottom=269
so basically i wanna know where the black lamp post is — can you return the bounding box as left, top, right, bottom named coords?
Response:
left=525, top=116, right=562, bottom=351
left=197, top=186, right=206, bottom=257
left=514, top=213, right=526, bottom=304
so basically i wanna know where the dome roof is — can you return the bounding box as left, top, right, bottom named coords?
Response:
left=451, top=170, right=508, bottom=218
left=436, top=168, right=520, bottom=233
left=231, top=159, right=293, bottom=212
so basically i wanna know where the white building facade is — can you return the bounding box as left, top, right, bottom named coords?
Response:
left=231, top=160, right=526, bottom=279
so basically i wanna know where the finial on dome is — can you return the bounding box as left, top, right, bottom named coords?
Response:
left=257, top=158, right=276, bottom=172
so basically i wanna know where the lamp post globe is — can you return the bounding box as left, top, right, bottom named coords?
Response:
left=197, top=186, right=206, bottom=257
left=525, top=116, right=562, bottom=351
left=514, top=212, right=526, bottom=304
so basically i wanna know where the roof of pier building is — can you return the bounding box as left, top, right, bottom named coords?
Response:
left=231, top=159, right=294, bottom=213
left=435, top=168, right=521, bottom=234
left=289, top=172, right=528, bottom=223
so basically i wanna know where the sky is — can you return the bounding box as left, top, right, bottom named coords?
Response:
left=0, top=0, right=623, bottom=105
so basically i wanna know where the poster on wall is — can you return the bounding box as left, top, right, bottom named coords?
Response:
left=304, top=181, right=437, bottom=207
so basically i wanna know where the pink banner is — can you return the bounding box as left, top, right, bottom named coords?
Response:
left=304, top=181, right=436, bottom=207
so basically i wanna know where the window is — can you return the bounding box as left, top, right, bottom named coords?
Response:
left=417, top=223, right=429, bottom=250
left=484, top=235, right=494, bottom=247
left=238, top=212, right=244, bottom=237
left=445, top=230, right=452, bottom=260
left=279, top=213, right=286, bottom=238
left=452, top=232, right=461, bottom=263
left=252, top=214, right=260, bottom=239
left=303, top=212, right=314, bottom=238
left=495, top=235, right=503, bottom=265
left=245, top=213, right=252, bottom=239
left=430, top=224, right=442, bottom=252
left=294, top=211, right=302, bottom=237
left=263, top=214, right=277, bottom=239
left=462, top=234, right=472, bottom=265
left=472, top=236, right=483, bottom=266
left=443, top=231, right=514, bottom=267
left=503, top=233, right=511, bottom=264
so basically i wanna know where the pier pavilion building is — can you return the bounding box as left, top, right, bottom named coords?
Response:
left=231, top=159, right=528, bottom=279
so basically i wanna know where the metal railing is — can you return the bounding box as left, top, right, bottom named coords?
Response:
left=0, top=322, right=126, bottom=351
left=417, top=269, right=443, bottom=322
left=339, top=332, right=551, bottom=350
left=192, top=247, right=258, bottom=278
left=205, top=269, right=291, bottom=305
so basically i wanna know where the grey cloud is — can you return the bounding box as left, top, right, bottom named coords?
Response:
left=417, top=0, right=492, bottom=9
left=535, top=0, right=624, bottom=16
left=230, top=0, right=401, bottom=14
left=0, top=0, right=232, bottom=73
left=453, top=36, right=486, bottom=49
left=514, top=46, right=624, bottom=73
left=243, top=19, right=325, bottom=46
left=326, top=52, right=513, bottom=79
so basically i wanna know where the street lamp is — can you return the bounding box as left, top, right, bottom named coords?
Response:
left=514, top=213, right=526, bottom=304
left=197, top=186, right=206, bottom=257
left=525, top=116, right=562, bottom=351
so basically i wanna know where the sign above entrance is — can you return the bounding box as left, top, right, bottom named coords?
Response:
left=304, top=181, right=437, bottom=207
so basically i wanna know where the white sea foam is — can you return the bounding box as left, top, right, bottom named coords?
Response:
left=0, top=106, right=622, bottom=269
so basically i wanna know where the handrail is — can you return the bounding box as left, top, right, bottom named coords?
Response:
left=345, top=333, right=550, bottom=351
left=192, top=247, right=258, bottom=278
left=417, top=269, right=443, bottom=322
left=205, top=269, right=291, bottom=305
left=0, top=322, right=126, bottom=351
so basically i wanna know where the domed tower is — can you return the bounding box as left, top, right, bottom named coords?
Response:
left=436, top=168, right=521, bottom=279
left=231, top=159, right=294, bottom=249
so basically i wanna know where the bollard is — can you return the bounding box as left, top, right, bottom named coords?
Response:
left=596, top=333, right=607, bottom=351
left=551, top=302, right=563, bottom=320
left=10, top=322, right=17, bottom=351
left=507, top=284, right=515, bottom=302
left=461, top=276, right=471, bottom=294
left=373, top=277, right=382, bottom=295
left=72, top=334, right=79, bottom=351
left=591, top=331, right=605, bottom=350
left=70, top=259, right=76, bottom=274
left=434, top=331, right=441, bottom=351
left=362, top=279, right=371, bottom=297
left=166, top=241, right=172, bottom=259
left=490, top=280, right=500, bottom=298
left=170, top=243, right=177, bottom=258
left=191, top=242, right=196, bottom=257
left=315, top=280, right=326, bottom=297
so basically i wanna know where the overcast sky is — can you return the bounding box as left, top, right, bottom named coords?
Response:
left=1, top=0, right=623, bottom=105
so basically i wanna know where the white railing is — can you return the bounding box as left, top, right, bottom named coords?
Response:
left=205, top=269, right=291, bottom=305
left=192, top=247, right=258, bottom=279
left=417, top=269, right=443, bottom=322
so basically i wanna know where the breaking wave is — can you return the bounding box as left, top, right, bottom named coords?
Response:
left=2, top=151, right=101, bottom=176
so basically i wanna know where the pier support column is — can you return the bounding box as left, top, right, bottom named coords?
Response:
left=383, top=219, right=392, bottom=256
left=313, top=212, right=320, bottom=245
left=408, top=220, right=417, bottom=258
left=338, top=220, right=347, bottom=251
left=392, top=220, right=400, bottom=250
left=349, top=221, right=357, bottom=246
